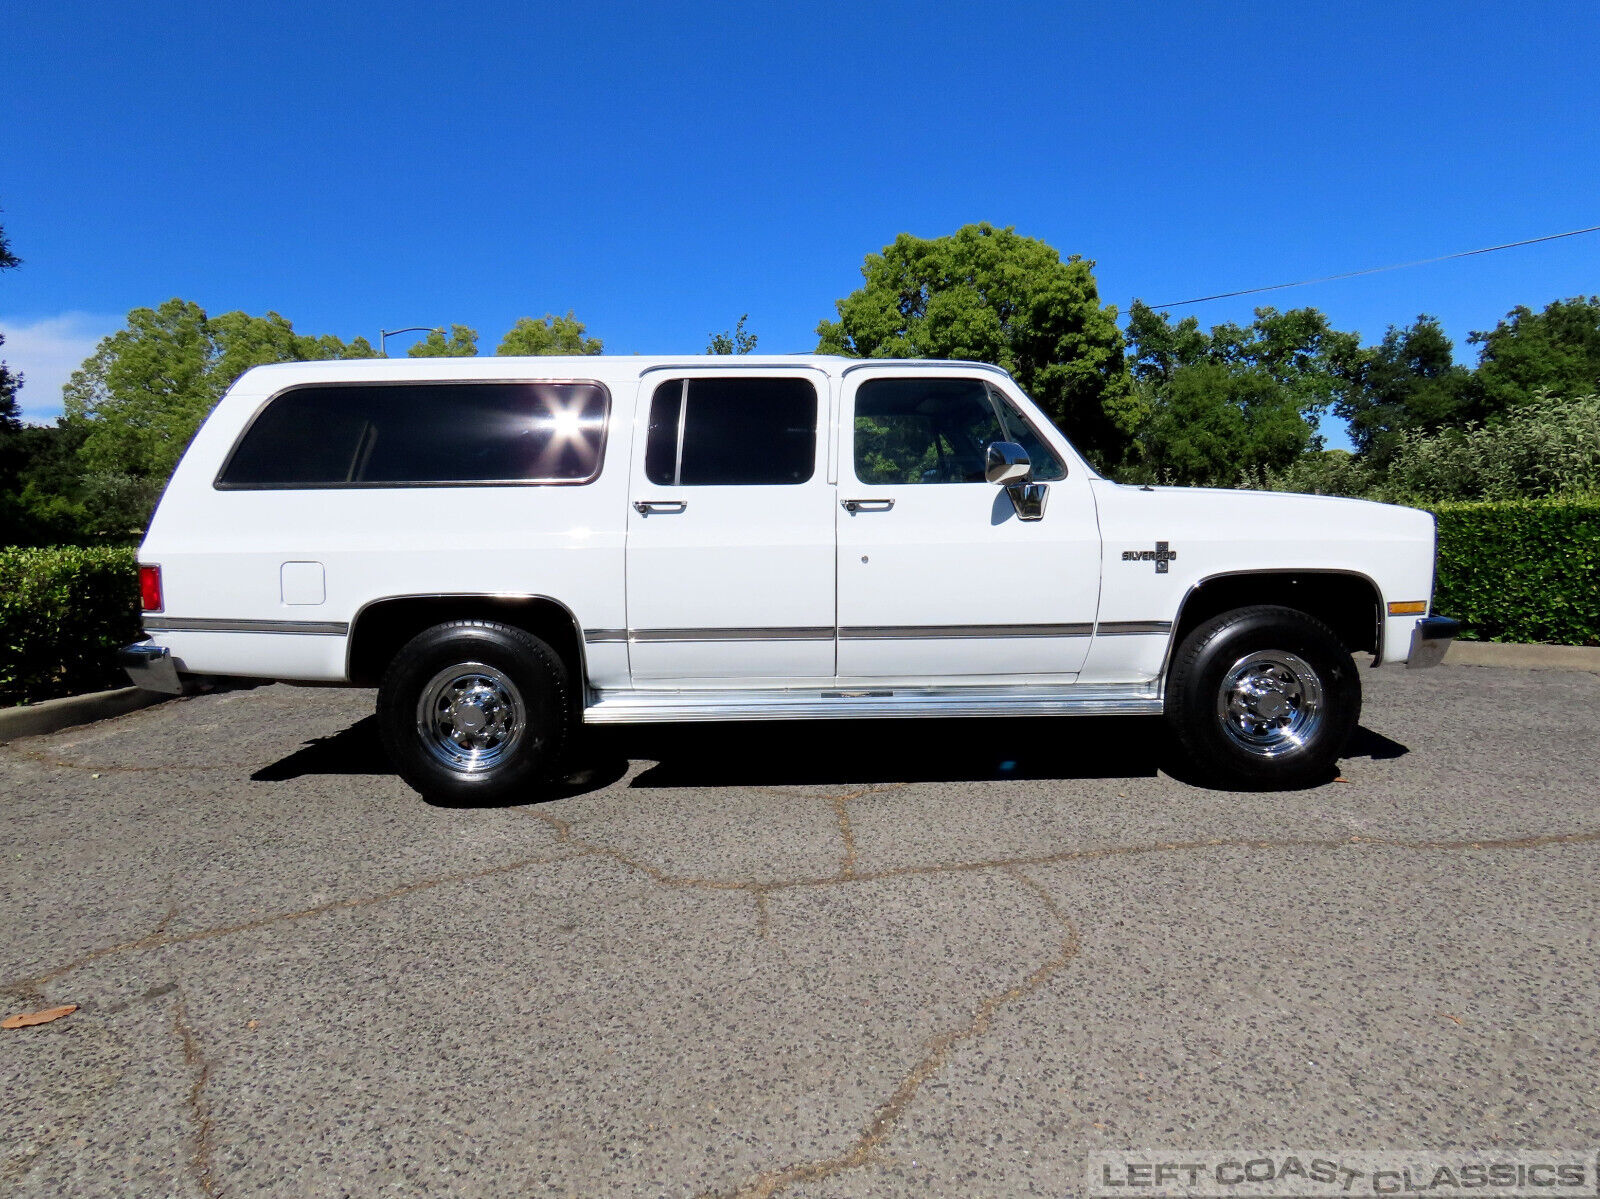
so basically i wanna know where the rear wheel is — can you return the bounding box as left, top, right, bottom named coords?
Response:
left=1166, top=605, right=1360, bottom=789
left=377, top=620, right=571, bottom=805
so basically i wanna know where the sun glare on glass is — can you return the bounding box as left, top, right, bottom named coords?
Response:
left=534, top=399, right=590, bottom=442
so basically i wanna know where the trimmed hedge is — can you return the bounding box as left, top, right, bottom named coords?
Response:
left=1428, top=499, right=1600, bottom=646
left=0, top=546, right=140, bottom=705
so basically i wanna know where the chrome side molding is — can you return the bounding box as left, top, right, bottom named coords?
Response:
left=583, top=682, right=1163, bottom=724
left=142, top=616, right=350, bottom=636
left=582, top=621, right=1163, bottom=645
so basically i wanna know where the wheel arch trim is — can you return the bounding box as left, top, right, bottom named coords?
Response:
left=1157, top=567, right=1386, bottom=694
left=344, top=592, right=593, bottom=688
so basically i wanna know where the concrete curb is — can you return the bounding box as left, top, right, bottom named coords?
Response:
left=0, top=686, right=172, bottom=744
left=1447, top=641, right=1600, bottom=672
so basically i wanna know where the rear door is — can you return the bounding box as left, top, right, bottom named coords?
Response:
left=623, top=369, right=836, bottom=682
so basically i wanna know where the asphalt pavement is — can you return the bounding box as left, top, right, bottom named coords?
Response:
left=2, top=663, right=1597, bottom=1198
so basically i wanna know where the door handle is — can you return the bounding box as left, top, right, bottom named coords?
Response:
left=633, top=499, right=687, bottom=515
left=842, top=498, right=895, bottom=513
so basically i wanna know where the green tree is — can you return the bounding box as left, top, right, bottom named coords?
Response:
left=497, top=312, right=601, bottom=356
left=707, top=314, right=757, bottom=354
left=1123, top=301, right=1363, bottom=486
left=0, top=213, right=21, bottom=434
left=63, top=299, right=376, bottom=533
left=1469, top=297, right=1600, bottom=415
left=408, top=324, right=479, bottom=357
left=1, top=213, right=30, bottom=540
left=816, top=224, right=1132, bottom=464
left=1335, top=316, right=1472, bottom=462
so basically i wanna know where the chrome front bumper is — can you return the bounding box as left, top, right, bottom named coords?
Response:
left=118, top=642, right=185, bottom=694
left=1407, top=616, right=1460, bottom=669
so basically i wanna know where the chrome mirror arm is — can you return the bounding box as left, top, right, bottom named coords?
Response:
left=1004, top=481, right=1048, bottom=521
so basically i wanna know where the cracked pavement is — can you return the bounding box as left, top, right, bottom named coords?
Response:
left=1, top=663, right=1598, bottom=1197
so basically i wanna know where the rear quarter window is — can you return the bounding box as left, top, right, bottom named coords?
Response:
left=216, top=381, right=610, bottom=488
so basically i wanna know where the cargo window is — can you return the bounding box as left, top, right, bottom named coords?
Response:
left=645, top=377, right=817, bottom=486
left=216, top=381, right=609, bottom=488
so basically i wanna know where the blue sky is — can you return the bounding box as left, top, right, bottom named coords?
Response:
left=3, top=1, right=1598, bottom=445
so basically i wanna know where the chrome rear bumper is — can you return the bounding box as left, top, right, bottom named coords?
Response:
left=118, top=643, right=184, bottom=694
left=1407, top=616, right=1460, bottom=669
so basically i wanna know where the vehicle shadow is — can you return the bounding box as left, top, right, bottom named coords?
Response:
left=618, top=716, right=1167, bottom=787
left=1343, top=725, right=1410, bottom=760
left=252, top=714, right=1409, bottom=802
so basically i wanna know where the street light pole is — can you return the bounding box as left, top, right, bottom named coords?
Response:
left=379, top=326, right=442, bottom=357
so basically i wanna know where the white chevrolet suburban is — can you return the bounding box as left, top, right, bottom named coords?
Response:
left=120, top=355, right=1456, bottom=801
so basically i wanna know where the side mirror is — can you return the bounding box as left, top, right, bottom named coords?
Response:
left=986, top=441, right=1048, bottom=522
left=985, top=441, right=1033, bottom=486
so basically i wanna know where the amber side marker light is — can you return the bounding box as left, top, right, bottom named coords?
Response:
left=1387, top=600, right=1428, bottom=616
left=139, top=564, right=163, bottom=613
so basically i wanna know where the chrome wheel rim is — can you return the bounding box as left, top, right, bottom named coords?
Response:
left=1216, top=650, right=1323, bottom=757
left=416, top=662, right=525, bottom=774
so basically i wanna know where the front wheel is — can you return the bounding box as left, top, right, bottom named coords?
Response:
left=377, top=620, right=572, bottom=805
left=1165, top=605, right=1361, bottom=789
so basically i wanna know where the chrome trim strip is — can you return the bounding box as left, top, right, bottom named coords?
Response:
left=588, top=623, right=1099, bottom=644
left=840, top=623, right=1093, bottom=640
left=1159, top=567, right=1387, bottom=685
left=839, top=360, right=1013, bottom=381
left=1095, top=620, right=1173, bottom=636
left=628, top=627, right=835, bottom=643
left=584, top=682, right=1163, bottom=724
left=344, top=592, right=592, bottom=687
left=144, top=617, right=349, bottom=636
left=672, top=377, right=688, bottom=486
left=636, top=363, right=834, bottom=377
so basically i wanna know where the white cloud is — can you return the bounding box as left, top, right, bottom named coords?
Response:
left=0, top=312, right=123, bottom=425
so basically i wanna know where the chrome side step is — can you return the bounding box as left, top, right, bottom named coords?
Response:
left=583, top=683, right=1163, bottom=724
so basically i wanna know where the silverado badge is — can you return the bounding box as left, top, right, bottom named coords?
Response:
left=1123, top=541, right=1177, bottom=574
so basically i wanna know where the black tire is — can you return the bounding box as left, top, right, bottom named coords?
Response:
left=1165, top=605, right=1360, bottom=789
left=377, top=620, right=572, bottom=805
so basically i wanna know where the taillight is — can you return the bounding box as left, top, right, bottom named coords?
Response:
left=139, top=564, right=163, bottom=613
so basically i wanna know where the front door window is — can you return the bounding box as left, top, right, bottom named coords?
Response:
left=853, top=377, right=1065, bottom=486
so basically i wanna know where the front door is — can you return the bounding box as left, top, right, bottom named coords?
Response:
left=624, top=369, right=836, bottom=683
left=834, top=369, right=1102, bottom=683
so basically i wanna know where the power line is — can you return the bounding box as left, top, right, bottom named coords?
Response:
left=1147, top=223, right=1600, bottom=309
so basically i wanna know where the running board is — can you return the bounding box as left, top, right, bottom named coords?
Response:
left=583, top=683, right=1164, bottom=724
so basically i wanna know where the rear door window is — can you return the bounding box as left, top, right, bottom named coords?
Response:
left=644, top=377, right=817, bottom=486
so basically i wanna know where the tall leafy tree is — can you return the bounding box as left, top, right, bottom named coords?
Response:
left=0, top=214, right=21, bottom=434
left=817, top=223, right=1132, bottom=464
left=63, top=299, right=376, bottom=532
left=1335, top=316, right=1472, bottom=461
left=1469, top=297, right=1600, bottom=414
left=408, top=325, right=479, bottom=357
left=497, top=312, right=601, bottom=356
left=0, top=214, right=30, bottom=540
left=707, top=314, right=757, bottom=354
left=0, top=216, right=86, bottom=546
left=1123, top=301, right=1363, bottom=486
